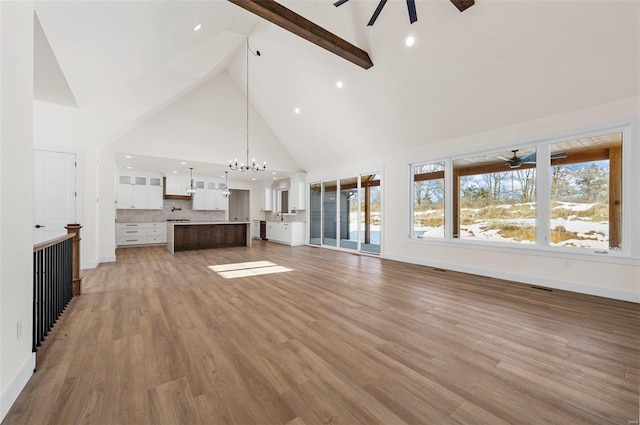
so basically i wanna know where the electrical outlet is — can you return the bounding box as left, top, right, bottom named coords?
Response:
left=17, top=320, right=22, bottom=339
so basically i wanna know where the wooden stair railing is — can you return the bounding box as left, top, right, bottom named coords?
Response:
left=32, top=224, right=82, bottom=353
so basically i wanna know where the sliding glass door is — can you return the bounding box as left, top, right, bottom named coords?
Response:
left=309, top=172, right=381, bottom=254
left=360, top=173, right=381, bottom=254
left=322, top=181, right=337, bottom=247
left=309, top=183, right=322, bottom=245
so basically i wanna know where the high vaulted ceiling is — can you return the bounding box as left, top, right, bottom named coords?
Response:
left=34, top=1, right=640, bottom=176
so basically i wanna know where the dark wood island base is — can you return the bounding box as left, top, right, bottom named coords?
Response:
left=167, top=222, right=251, bottom=253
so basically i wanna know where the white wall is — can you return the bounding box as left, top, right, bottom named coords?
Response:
left=0, top=2, right=36, bottom=420
left=306, top=97, right=640, bottom=302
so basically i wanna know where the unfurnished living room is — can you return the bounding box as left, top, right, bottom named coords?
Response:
left=0, top=0, right=639, bottom=424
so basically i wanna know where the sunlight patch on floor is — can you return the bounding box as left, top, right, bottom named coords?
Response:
left=208, top=261, right=293, bottom=279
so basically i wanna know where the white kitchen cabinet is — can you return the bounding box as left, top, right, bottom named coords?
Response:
left=117, top=173, right=163, bottom=210
left=117, top=175, right=149, bottom=209
left=192, top=180, right=206, bottom=210
left=116, top=223, right=166, bottom=246
left=251, top=220, right=260, bottom=239
left=165, top=174, right=192, bottom=196
left=258, top=183, right=273, bottom=211
left=192, top=179, right=228, bottom=211
left=288, top=174, right=307, bottom=212
left=266, top=221, right=305, bottom=246
left=148, top=176, right=164, bottom=209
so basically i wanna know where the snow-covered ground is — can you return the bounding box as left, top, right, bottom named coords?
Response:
left=414, top=202, right=608, bottom=249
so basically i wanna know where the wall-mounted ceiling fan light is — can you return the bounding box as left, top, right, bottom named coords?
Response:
left=193, top=23, right=202, bottom=32
left=405, top=36, right=415, bottom=46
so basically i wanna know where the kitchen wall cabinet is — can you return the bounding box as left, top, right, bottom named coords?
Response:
left=165, top=174, right=192, bottom=196
left=288, top=174, right=307, bottom=212
left=193, top=179, right=228, bottom=211
left=117, top=173, right=163, bottom=210
left=258, top=183, right=273, bottom=211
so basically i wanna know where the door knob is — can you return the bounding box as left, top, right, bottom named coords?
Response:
left=35, top=224, right=45, bottom=228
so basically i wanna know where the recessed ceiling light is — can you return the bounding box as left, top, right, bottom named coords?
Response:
left=193, top=23, right=202, bottom=32
left=294, top=107, right=300, bottom=114
left=336, top=81, right=344, bottom=89
left=220, top=175, right=225, bottom=178
left=126, top=166, right=132, bottom=169
left=272, top=172, right=277, bottom=175
left=252, top=178, right=256, bottom=181
left=273, top=177, right=277, bottom=180
left=405, top=36, right=415, bottom=47
left=124, top=155, right=132, bottom=159
left=172, top=170, right=178, bottom=174
left=180, top=161, right=187, bottom=165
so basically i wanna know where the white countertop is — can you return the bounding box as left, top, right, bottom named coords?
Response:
left=168, top=221, right=251, bottom=225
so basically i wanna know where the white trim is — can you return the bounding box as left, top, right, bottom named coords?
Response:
left=97, top=256, right=116, bottom=266
left=385, top=253, right=639, bottom=303
left=0, top=353, right=35, bottom=422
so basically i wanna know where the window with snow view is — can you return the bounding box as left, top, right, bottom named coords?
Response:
left=453, top=148, right=537, bottom=244
left=549, top=132, right=622, bottom=250
left=412, top=162, right=445, bottom=238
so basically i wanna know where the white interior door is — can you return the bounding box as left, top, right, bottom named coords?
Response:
left=34, top=150, right=77, bottom=244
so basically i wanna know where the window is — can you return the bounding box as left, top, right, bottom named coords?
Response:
left=549, top=132, right=622, bottom=250
left=411, top=129, right=626, bottom=255
left=412, top=162, right=445, bottom=238
left=453, top=148, right=537, bottom=244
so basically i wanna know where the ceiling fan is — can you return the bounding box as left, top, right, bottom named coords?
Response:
left=334, top=0, right=475, bottom=26
left=498, top=150, right=567, bottom=169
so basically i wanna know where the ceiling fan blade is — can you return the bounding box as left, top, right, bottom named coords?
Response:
left=406, top=0, right=417, bottom=24
left=333, top=0, right=350, bottom=7
left=551, top=151, right=567, bottom=159
left=520, top=152, right=537, bottom=163
left=450, top=0, right=475, bottom=12
left=367, top=0, right=388, bottom=26
left=497, top=156, right=511, bottom=161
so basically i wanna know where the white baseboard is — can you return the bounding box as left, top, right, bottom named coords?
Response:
left=385, top=254, right=640, bottom=303
left=0, top=353, right=35, bottom=422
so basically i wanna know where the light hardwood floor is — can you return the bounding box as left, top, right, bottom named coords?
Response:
left=3, top=242, right=639, bottom=424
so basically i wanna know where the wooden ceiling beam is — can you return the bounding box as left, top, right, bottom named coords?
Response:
left=227, top=0, right=373, bottom=69
left=450, top=0, right=475, bottom=13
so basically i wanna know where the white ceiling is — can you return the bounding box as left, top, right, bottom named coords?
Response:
left=34, top=0, right=640, bottom=175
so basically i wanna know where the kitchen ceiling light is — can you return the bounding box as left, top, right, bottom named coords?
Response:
left=193, top=23, right=202, bottom=32
left=336, top=81, right=344, bottom=88
left=229, top=38, right=266, bottom=173
left=294, top=107, right=300, bottom=114
left=222, top=171, right=231, bottom=198
left=124, top=155, right=132, bottom=159
left=180, top=161, right=187, bottom=165
left=172, top=170, right=178, bottom=174
left=186, top=167, right=196, bottom=196
left=405, top=36, right=415, bottom=46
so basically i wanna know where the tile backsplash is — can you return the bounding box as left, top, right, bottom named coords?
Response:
left=116, top=199, right=226, bottom=223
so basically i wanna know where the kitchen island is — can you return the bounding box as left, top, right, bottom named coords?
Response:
left=166, top=221, right=251, bottom=253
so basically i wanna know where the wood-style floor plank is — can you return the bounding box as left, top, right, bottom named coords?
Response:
left=3, top=242, right=639, bottom=425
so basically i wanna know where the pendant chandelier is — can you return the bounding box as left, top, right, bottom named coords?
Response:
left=222, top=171, right=231, bottom=198
left=229, top=38, right=266, bottom=173
left=186, top=167, right=196, bottom=196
